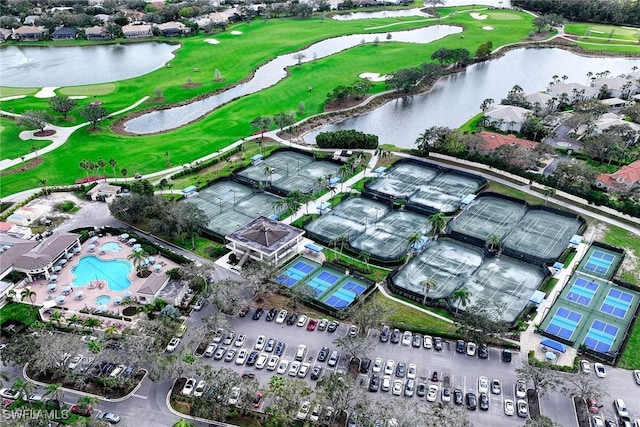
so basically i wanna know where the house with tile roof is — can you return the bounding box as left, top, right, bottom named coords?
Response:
left=484, top=104, right=532, bottom=132
left=12, top=25, right=46, bottom=41
left=121, top=24, right=153, bottom=38
left=478, top=131, right=538, bottom=151
left=85, top=25, right=111, bottom=40
left=156, top=21, right=190, bottom=37
left=596, top=160, right=640, bottom=191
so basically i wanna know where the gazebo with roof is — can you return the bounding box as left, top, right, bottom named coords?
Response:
left=225, top=216, right=305, bottom=267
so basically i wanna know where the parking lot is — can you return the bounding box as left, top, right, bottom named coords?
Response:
left=190, top=308, right=531, bottom=427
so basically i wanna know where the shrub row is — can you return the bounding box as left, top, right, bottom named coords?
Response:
left=316, top=130, right=379, bottom=149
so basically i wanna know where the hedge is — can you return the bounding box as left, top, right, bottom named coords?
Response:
left=316, top=130, right=379, bottom=149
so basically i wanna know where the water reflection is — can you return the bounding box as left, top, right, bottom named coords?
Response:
left=304, top=48, right=640, bottom=148
left=332, top=8, right=432, bottom=20
left=1, top=43, right=178, bottom=87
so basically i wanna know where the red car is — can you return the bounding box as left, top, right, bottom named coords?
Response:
left=70, top=404, right=92, bottom=417
left=252, top=392, right=263, bottom=409
left=238, top=305, right=251, bottom=317
left=306, top=319, right=318, bottom=331
left=586, top=397, right=601, bottom=414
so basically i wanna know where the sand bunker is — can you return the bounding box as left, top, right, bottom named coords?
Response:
left=0, top=95, right=27, bottom=101
left=359, top=72, right=389, bottom=82
left=35, top=87, right=58, bottom=98
left=69, top=96, right=88, bottom=99
left=230, top=31, right=242, bottom=35
left=482, top=26, right=494, bottom=30
left=204, top=39, right=220, bottom=44
left=470, top=12, right=488, bottom=20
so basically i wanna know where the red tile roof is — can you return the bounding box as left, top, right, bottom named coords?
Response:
left=597, top=160, right=640, bottom=189
left=479, top=131, right=538, bottom=151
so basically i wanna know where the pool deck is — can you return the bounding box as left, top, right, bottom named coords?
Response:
left=16, top=235, right=179, bottom=331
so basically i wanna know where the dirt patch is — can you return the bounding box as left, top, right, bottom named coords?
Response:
left=182, top=83, right=203, bottom=89
left=0, top=156, right=44, bottom=176
left=147, top=97, right=165, bottom=104
left=34, top=130, right=56, bottom=137
left=584, top=222, right=608, bottom=242
left=618, top=247, right=638, bottom=279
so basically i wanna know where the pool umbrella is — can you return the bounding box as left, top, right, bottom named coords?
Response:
left=66, top=252, right=74, bottom=259
left=73, top=247, right=81, bottom=253
left=58, top=259, right=67, bottom=265
left=98, top=304, right=108, bottom=312
left=134, top=247, right=143, bottom=253
left=53, top=266, right=61, bottom=272
left=148, top=256, right=155, bottom=264
left=123, top=291, right=132, bottom=298
left=121, top=233, right=129, bottom=239
left=48, top=284, right=57, bottom=291
left=75, top=291, right=84, bottom=300
left=113, top=296, right=122, bottom=304
left=49, top=274, right=58, bottom=281
left=62, top=286, right=72, bottom=294
left=132, top=243, right=142, bottom=249
left=55, top=296, right=65, bottom=304
left=154, top=264, right=162, bottom=272
left=87, top=244, right=96, bottom=252
left=90, top=236, right=99, bottom=242
left=128, top=238, right=137, bottom=244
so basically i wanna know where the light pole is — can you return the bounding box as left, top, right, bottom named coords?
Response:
left=216, top=197, right=223, bottom=213
left=374, top=207, right=381, bottom=224
left=229, top=189, right=238, bottom=205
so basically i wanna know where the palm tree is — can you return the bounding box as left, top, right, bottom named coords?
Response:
left=420, top=278, right=437, bottom=306
left=428, top=212, right=448, bottom=236
left=407, top=233, right=422, bottom=253
left=87, top=340, right=102, bottom=354
left=450, top=287, right=472, bottom=316
left=6, top=289, right=16, bottom=302
left=20, top=287, right=37, bottom=304
left=263, top=166, right=274, bottom=185
left=104, top=326, right=118, bottom=337
left=76, top=395, right=99, bottom=412
left=68, top=314, right=81, bottom=331
left=173, top=420, right=196, bottom=427
left=336, top=164, right=351, bottom=192
left=44, top=383, right=65, bottom=408
left=358, top=251, right=370, bottom=272
left=12, top=378, right=34, bottom=398
left=79, top=160, right=90, bottom=180
left=49, top=310, right=65, bottom=328
left=97, top=157, right=106, bottom=181
left=486, top=234, right=501, bottom=252
left=543, top=187, right=556, bottom=205
left=121, top=168, right=128, bottom=181
left=128, top=250, right=149, bottom=275
left=108, top=158, right=118, bottom=182
left=39, top=178, right=49, bottom=195
left=83, top=317, right=102, bottom=331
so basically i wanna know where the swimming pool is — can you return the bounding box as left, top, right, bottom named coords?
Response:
left=100, top=242, right=123, bottom=253
left=95, top=295, right=111, bottom=306
left=72, top=255, right=132, bottom=291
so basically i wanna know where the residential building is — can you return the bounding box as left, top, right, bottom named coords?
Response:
left=121, top=24, right=153, bottom=38
left=478, top=131, right=538, bottom=151
left=85, top=26, right=111, bottom=40
left=156, top=21, right=190, bottom=37
left=86, top=183, right=122, bottom=202
left=51, top=26, right=78, bottom=40
left=546, top=82, right=599, bottom=102
left=524, top=91, right=555, bottom=113
left=484, top=104, right=532, bottom=132
left=596, top=160, right=640, bottom=191
left=0, top=28, right=12, bottom=42
left=12, top=25, right=46, bottom=41
left=591, top=76, right=636, bottom=99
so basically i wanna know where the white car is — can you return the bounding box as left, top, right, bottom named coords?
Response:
left=426, top=384, right=439, bottom=402
left=181, top=378, right=196, bottom=396
left=276, top=359, right=289, bottom=375
left=517, top=399, right=529, bottom=418
left=165, top=337, right=180, bottom=352
left=423, top=335, right=433, bottom=349
left=441, top=387, right=451, bottom=403
left=228, top=387, right=240, bottom=405
left=372, top=357, right=383, bottom=374
left=296, top=401, right=311, bottom=420
left=254, top=335, right=266, bottom=351
left=255, top=353, right=269, bottom=370
left=478, top=376, right=489, bottom=394
left=309, top=404, right=322, bottom=422
left=384, top=359, right=395, bottom=376
left=234, top=334, right=247, bottom=347
left=491, top=379, right=501, bottom=395
left=466, top=342, right=476, bottom=356
left=614, top=399, right=629, bottom=418
left=204, top=343, right=218, bottom=357
left=0, top=388, right=20, bottom=400
left=266, top=355, right=279, bottom=371
left=407, top=363, right=417, bottom=380
left=288, top=361, right=301, bottom=376
left=97, top=412, right=121, bottom=424
left=594, top=363, right=606, bottom=378
left=298, top=363, right=311, bottom=378
left=297, top=315, right=309, bottom=327
left=592, top=416, right=605, bottom=427
left=516, top=380, right=527, bottom=398
left=67, top=355, right=83, bottom=370
left=580, top=360, right=591, bottom=374
left=401, top=331, right=412, bottom=346
left=381, top=375, right=392, bottom=392
left=275, top=310, right=288, bottom=324
left=81, top=335, right=98, bottom=343
left=193, top=380, right=206, bottom=397
left=235, top=349, right=248, bottom=365
left=504, top=399, right=515, bottom=416
left=392, top=379, right=403, bottom=396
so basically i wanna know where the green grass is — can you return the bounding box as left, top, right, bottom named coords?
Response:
left=374, top=292, right=458, bottom=336
left=0, top=9, right=536, bottom=198
left=563, top=23, right=640, bottom=53
left=1, top=117, right=53, bottom=161
left=58, top=83, right=117, bottom=96
left=459, top=112, right=483, bottom=133
left=602, top=224, right=640, bottom=285
left=0, top=301, right=40, bottom=326
left=0, top=87, right=37, bottom=97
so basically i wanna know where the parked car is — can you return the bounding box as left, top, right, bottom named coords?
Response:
left=384, top=359, right=395, bottom=376
left=266, top=355, right=279, bottom=371
left=411, top=334, right=422, bottom=348
left=246, top=351, right=259, bottom=366
left=265, top=338, right=276, bottom=353
left=586, top=397, right=602, bottom=414
left=478, top=343, right=489, bottom=359
left=392, top=380, right=403, bottom=396
left=181, top=378, right=196, bottom=396
left=224, top=348, right=237, bottom=362
left=504, top=399, right=515, bottom=416
left=68, top=355, right=83, bottom=370
left=252, top=392, right=264, bottom=409
left=427, top=385, right=439, bottom=402
left=235, top=349, right=248, bottom=365
left=193, top=297, right=205, bottom=311
left=204, top=343, right=218, bottom=357
left=297, top=315, right=309, bottom=327
left=0, top=388, right=20, bottom=400
left=379, top=325, right=390, bottom=342
left=456, top=340, right=466, bottom=353
left=441, top=387, right=451, bottom=403
left=97, top=412, right=121, bottom=424
left=395, top=362, right=406, bottom=378
left=401, top=331, right=412, bottom=346
left=214, top=347, right=227, bottom=360
left=614, top=399, right=629, bottom=418
left=165, top=337, right=180, bottom=353
left=466, top=392, right=477, bottom=410
left=238, top=305, right=250, bottom=317
left=309, top=404, right=322, bottom=422
left=297, top=363, right=310, bottom=378
left=423, top=335, right=433, bottom=349
left=466, top=342, right=476, bottom=356
left=288, top=361, right=301, bottom=377
left=276, top=360, right=289, bottom=375
left=491, top=379, right=501, bottom=395
left=296, top=401, right=311, bottom=420
left=328, top=350, right=339, bottom=367
left=222, top=331, right=235, bottom=346
left=228, top=387, right=240, bottom=405
left=317, top=319, right=329, bottom=331
left=274, top=342, right=285, bottom=356
left=404, top=379, right=415, bottom=397
left=372, top=357, right=383, bottom=374
left=327, top=321, right=339, bottom=333
left=453, top=388, right=463, bottom=405
left=252, top=307, right=264, bottom=320
left=286, top=313, right=299, bottom=326
left=593, top=416, right=605, bottom=427
left=407, top=363, right=417, bottom=380
left=317, top=346, right=330, bottom=362
left=295, top=344, right=307, bottom=361
left=390, top=329, right=401, bottom=344
left=516, top=380, right=527, bottom=398
left=255, top=353, right=269, bottom=370
left=265, top=307, right=277, bottom=321
left=479, top=392, right=489, bottom=410
left=369, top=375, right=381, bottom=392
left=517, top=399, right=529, bottom=418
left=234, top=334, right=246, bottom=347
left=417, top=383, right=427, bottom=397
left=359, top=358, right=371, bottom=374
left=70, top=404, right=92, bottom=417
left=193, top=380, right=206, bottom=397
left=307, top=318, right=318, bottom=331
left=502, top=348, right=512, bottom=363
left=434, top=337, right=443, bottom=351
left=580, top=360, right=592, bottom=374
left=594, top=363, right=606, bottom=378
left=275, top=310, right=288, bottom=324
left=381, top=376, right=391, bottom=392
left=311, top=365, right=323, bottom=381
left=348, top=325, right=358, bottom=337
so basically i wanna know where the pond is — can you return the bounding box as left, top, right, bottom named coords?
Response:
left=123, top=25, right=462, bottom=134
left=331, top=8, right=432, bottom=20
left=303, top=48, right=640, bottom=148
left=0, top=42, right=178, bottom=88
